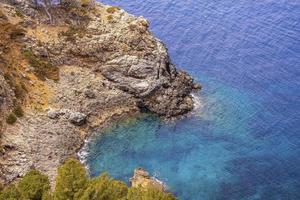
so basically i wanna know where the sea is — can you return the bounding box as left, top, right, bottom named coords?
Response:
left=84, top=0, right=300, bottom=199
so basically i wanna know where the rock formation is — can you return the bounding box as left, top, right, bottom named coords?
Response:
left=0, top=0, right=201, bottom=184
left=130, top=168, right=165, bottom=192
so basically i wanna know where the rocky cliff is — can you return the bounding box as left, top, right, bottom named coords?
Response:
left=0, top=0, right=200, bottom=184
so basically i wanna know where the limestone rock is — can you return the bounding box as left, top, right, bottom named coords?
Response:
left=130, top=168, right=166, bottom=192
left=84, top=89, right=96, bottom=99
left=47, top=109, right=61, bottom=119
left=69, top=112, right=87, bottom=126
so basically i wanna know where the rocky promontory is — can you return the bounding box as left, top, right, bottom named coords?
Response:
left=0, top=0, right=200, bottom=184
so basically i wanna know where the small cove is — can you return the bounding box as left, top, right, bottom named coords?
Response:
left=85, top=0, right=300, bottom=199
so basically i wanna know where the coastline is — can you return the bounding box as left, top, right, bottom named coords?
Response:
left=0, top=0, right=200, bottom=185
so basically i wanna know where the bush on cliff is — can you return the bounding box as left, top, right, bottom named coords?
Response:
left=0, top=170, right=50, bottom=200
left=127, top=187, right=177, bottom=200
left=6, top=113, right=17, bottom=124
left=23, top=50, right=59, bottom=82
left=106, top=6, right=120, bottom=14
left=54, top=159, right=89, bottom=200
left=81, top=173, right=128, bottom=200
left=17, top=170, right=50, bottom=200
left=0, top=159, right=177, bottom=200
left=13, top=105, right=24, bottom=118
left=0, top=184, right=20, bottom=200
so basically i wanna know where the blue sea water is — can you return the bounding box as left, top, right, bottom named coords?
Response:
left=86, top=0, right=300, bottom=199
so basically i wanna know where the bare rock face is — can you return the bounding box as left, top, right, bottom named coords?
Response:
left=130, top=168, right=166, bottom=192
left=40, top=7, right=199, bottom=118
left=101, top=55, right=197, bottom=117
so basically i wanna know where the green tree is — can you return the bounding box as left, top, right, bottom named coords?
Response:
left=42, top=191, right=54, bottom=200
left=54, top=158, right=88, bottom=200
left=17, top=169, right=50, bottom=200
left=0, top=184, right=20, bottom=200
left=127, top=187, right=177, bottom=200
left=80, top=173, right=128, bottom=200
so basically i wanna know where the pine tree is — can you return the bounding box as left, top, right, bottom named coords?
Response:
left=127, top=187, right=177, bottom=200
left=0, top=184, right=20, bottom=200
left=80, top=173, right=128, bottom=200
left=54, top=158, right=88, bottom=200
left=17, top=169, right=50, bottom=200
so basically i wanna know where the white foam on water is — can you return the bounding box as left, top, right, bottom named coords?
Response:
left=77, top=139, right=90, bottom=172
left=191, top=93, right=204, bottom=116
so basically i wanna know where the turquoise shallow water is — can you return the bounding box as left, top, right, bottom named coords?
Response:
left=86, top=0, right=300, bottom=199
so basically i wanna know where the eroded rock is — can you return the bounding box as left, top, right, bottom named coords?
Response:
left=130, top=168, right=166, bottom=192
left=69, top=112, right=87, bottom=126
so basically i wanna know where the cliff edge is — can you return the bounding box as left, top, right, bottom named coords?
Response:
left=0, top=0, right=200, bottom=184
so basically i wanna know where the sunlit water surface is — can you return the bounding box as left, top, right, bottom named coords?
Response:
left=85, top=0, right=300, bottom=199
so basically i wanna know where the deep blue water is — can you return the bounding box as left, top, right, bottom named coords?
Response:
left=86, top=0, right=300, bottom=199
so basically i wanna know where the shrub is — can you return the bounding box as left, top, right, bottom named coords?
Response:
left=127, top=187, right=177, bottom=200
left=107, top=15, right=113, bottom=21
left=80, top=0, right=95, bottom=8
left=0, top=184, right=20, bottom=200
left=3, top=73, right=27, bottom=100
left=54, top=158, right=88, bottom=200
left=0, top=159, right=177, bottom=200
left=13, top=105, right=24, bottom=118
left=15, top=10, right=24, bottom=18
left=23, top=50, right=59, bottom=81
left=17, top=170, right=50, bottom=200
left=62, top=0, right=92, bottom=19
left=61, top=25, right=87, bottom=42
left=106, top=6, right=120, bottom=14
left=81, top=173, right=128, bottom=200
left=6, top=113, right=17, bottom=124
left=41, top=192, right=53, bottom=200
left=13, top=84, right=26, bottom=99
left=10, top=28, right=25, bottom=40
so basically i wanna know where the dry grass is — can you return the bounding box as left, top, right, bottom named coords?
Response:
left=60, top=25, right=87, bottom=42
left=107, top=15, right=113, bottom=21
left=23, top=50, right=59, bottom=82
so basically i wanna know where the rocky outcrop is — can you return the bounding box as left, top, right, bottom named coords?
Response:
left=0, top=0, right=201, bottom=185
left=130, top=168, right=166, bottom=192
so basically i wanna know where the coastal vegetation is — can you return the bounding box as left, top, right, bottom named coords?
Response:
left=106, top=6, right=121, bottom=14
left=5, top=113, right=17, bottom=125
left=0, top=159, right=176, bottom=200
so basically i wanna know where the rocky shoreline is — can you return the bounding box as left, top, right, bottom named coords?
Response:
left=0, top=0, right=200, bottom=185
